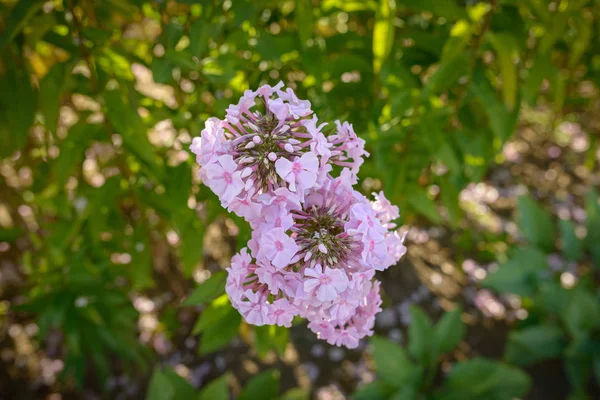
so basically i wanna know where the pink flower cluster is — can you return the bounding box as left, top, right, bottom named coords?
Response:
left=191, top=83, right=406, bottom=349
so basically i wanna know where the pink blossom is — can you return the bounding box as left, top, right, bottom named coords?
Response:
left=237, top=290, right=268, bottom=326
left=267, top=299, right=296, bottom=327
left=275, top=152, right=319, bottom=193
left=303, top=265, right=349, bottom=302
left=258, top=228, right=298, bottom=269
left=277, top=87, right=312, bottom=117
left=203, top=155, right=244, bottom=204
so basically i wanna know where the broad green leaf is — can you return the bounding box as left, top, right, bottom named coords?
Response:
left=408, top=306, right=434, bottom=365
left=406, top=188, right=442, bottom=224
left=198, top=307, right=241, bottom=354
left=190, top=20, right=222, bottom=58
left=399, top=0, right=467, bottom=20
left=523, top=51, right=554, bottom=105
left=151, top=57, right=173, bottom=84
left=370, top=336, right=421, bottom=388
left=279, top=388, right=309, bottom=400
left=254, top=325, right=290, bottom=357
left=198, top=375, right=229, bottom=400
left=584, top=189, right=600, bottom=268
left=147, top=368, right=175, bottom=400
left=487, top=33, right=519, bottom=111
left=192, top=295, right=233, bottom=334
left=434, top=307, right=465, bottom=355
left=390, top=387, right=418, bottom=400
left=238, top=370, right=280, bottom=400
left=422, top=55, right=468, bottom=97
left=559, top=219, right=583, bottom=262
left=39, top=62, right=68, bottom=134
left=373, top=0, right=396, bottom=74
left=161, top=369, right=197, bottom=399
left=53, top=122, right=103, bottom=186
left=505, top=325, right=565, bottom=366
left=439, top=177, right=463, bottom=227
left=517, top=195, right=555, bottom=251
left=482, top=246, right=547, bottom=296
left=469, top=66, right=519, bottom=144
left=352, top=381, right=395, bottom=400
left=561, top=288, right=600, bottom=339
left=435, top=358, right=531, bottom=400
left=184, top=271, right=227, bottom=306
left=164, top=49, right=197, bottom=71
left=0, top=0, right=44, bottom=51
left=0, top=63, right=36, bottom=157
left=295, top=0, right=313, bottom=48
left=102, top=89, right=164, bottom=180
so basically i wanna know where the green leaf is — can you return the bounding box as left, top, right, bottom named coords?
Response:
left=523, top=51, right=554, bottom=105
left=192, top=295, right=233, bottom=334
left=370, top=336, right=421, bottom=388
left=373, top=0, right=396, bottom=74
left=39, top=62, right=68, bottom=134
left=198, top=308, right=241, bottom=354
left=254, top=325, right=290, bottom=358
left=435, top=358, right=531, bottom=400
left=0, top=0, right=44, bottom=51
left=482, top=246, right=547, bottom=296
left=53, top=122, right=103, bottom=186
left=390, top=387, right=418, bottom=400
left=584, top=189, right=600, bottom=268
left=469, top=66, right=519, bottom=144
left=198, top=375, right=229, bottom=400
left=189, top=20, right=222, bottom=58
left=561, top=288, right=600, bottom=339
left=279, top=388, right=310, bottom=400
left=422, top=55, right=468, bottom=97
left=295, top=0, right=313, bottom=48
left=399, top=0, right=467, bottom=20
left=505, top=325, right=565, bottom=366
left=184, top=271, right=227, bottom=306
left=434, top=307, right=465, bottom=355
left=238, top=370, right=280, bottom=400
left=486, top=33, right=519, bottom=111
left=559, top=219, right=583, bottom=262
left=164, top=49, right=197, bottom=71
left=0, top=63, right=37, bottom=157
left=406, top=188, right=442, bottom=224
left=352, top=381, right=395, bottom=400
left=161, top=369, right=197, bottom=399
left=517, top=195, right=555, bottom=251
left=408, top=306, right=434, bottom=365
left=151, top=57, right=173, bottom=84
left=102, top=89, right=164, bottom=180
left=147, top=368, right=176, bottom=400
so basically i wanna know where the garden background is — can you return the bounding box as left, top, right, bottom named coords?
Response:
left=1, top=0, right=599, bottom=399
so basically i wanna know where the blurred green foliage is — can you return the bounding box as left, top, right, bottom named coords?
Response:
left=1, top=0, right=600, bottom=397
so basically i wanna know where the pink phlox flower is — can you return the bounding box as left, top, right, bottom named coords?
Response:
left=372, top=191, right=400, bottom=225
left=257, top=228, right=298, bottom=269
left=303, top=264, right=349, bottom=302
left=303, top=116, right=331, bottom=159
left=190, top=117, right=226, bottom=166
left=256, top=81, right=284, bottom=98
left=228, top=188, right=262, bottom=223
left=255, top=263, right=288, bottom=295
left=259, top=204, right=294, bottom=231
left=275, top=152, right=319, bottom=193
left=381, top=230, right=407, bottom=270
left=257, top=187, right=302, bottom=212
left=307, top=319, right=335, bottom=341
left=267, top=298, right=297, bottom=328
left=328, top=295, right=359, bottom=323
left=267, top=98, right=290, bottom=123
left=277, top=87, right=312, bottom=118
left=333, top=326, right=360, bottom=349
left=203, top=154, right=244, bottom=205
left=238, top=290, right=269, bottom=326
